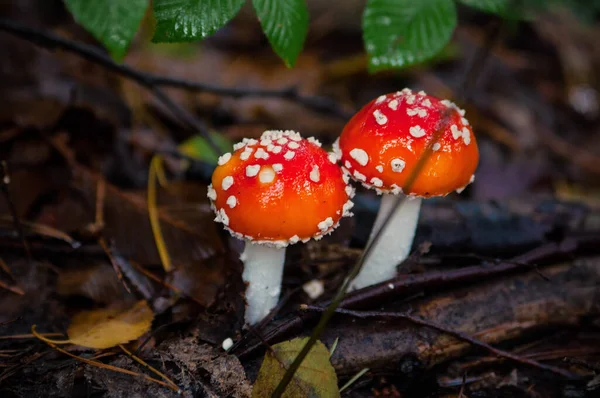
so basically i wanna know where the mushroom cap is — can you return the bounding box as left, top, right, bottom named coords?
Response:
left=335, top=89, right=479, bottom=197
left=208, top=130, right=355, bottom=248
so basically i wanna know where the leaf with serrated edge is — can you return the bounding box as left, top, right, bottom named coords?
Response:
left=67, top=301, right=153, bottom=349
left=64, top=0, right=148, bottom=61
left=253, top=337, right=340, bottom=398
left=252, top=0, right=309, bottom=67
left=152, top=0, right=246, bottom=43
left=363, top=0, right=457, bottom=72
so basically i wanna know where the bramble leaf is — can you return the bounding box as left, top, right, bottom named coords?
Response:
left=152, top=0, right=246, bottom=43
left=363, top=0, right=457, bottom=72
left=252, top=0, right=309, bottom=67
left=64, top=0, right=148, bottom=61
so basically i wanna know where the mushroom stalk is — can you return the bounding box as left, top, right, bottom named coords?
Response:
left=350, top=194, right=422, bottom=290
left=240, top=243, right=286, bottom=325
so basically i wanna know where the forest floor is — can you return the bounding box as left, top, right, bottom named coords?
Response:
left=1, top=1, right=600, bottom=397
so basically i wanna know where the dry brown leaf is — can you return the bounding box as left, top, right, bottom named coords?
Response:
left=67, top=300, right=153, bottom=349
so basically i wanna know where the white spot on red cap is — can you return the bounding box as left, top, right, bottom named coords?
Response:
left=207, top=185, right=217, bottom=200
left=388, top=99, right=399, bottom=110
left=246, top=165, right=260, bottom=177
left=254, top=148, right=269, bottom=159
left=284, top=151, right=295, bottom=160
left=308, top=137, right=322, bottom=147
left=461, top=117, right=469, bottom=126
left=376, top=165, right=384, bottom=173
left=407, top=108, right=427, bottom=118
left=288, top=142, right=300, bottom=149
left=373, top=109, right=388, bottom=125
left=289, top=235, right=300, bottom=244
left=240, top=147, right=253, bottom=160
left=422, top=99, right=432, bottom=107
left=345, top=185, right=355, bottom=197
left=217, top=153, right=231, bottom=165
left=462, top=127, right=471, bottom=145
left=271, top=145, right=283, bottom=153
left=470, top=174, right=475, bottom=183
left=226, top=195, right=237, bottom=208
left=317, top=217, right=334, bottom=232
left=375, top=95, right=386, bottom=104
left=222, top=176, right=234, bottom=190
left=370, top=177, right=383, bottom=187
left=391, top=158, right=406, bottom=172
left=353, top=170, right=366, bottom=181
left=328, top=153, right=337, bottom=164
left=273, top=163, right=283, bottom=172
left=409, top=125, right=426, bottom=138
left=432, top=143, right=441, bottom=151
left=260, top=138, right=272, bottom=146
left=310, top=166, right=320, bottom=182
left=217, top=208, right=229, bottom=225
left=259, top=167, right=275, bottom=183
left=344, top=161, right=352, bottom=169
left=277, top=137, right=288, bottom=145
left=418, top=90, right=426, bottom=96
left=406, top=95, right=416, bottom=105
left=349, top=148, right=369, bottom=166
left=451, top=124, right=462, bottom=140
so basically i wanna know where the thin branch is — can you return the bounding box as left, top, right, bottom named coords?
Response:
left=0, top=19, right=352, bottom=127
left=302, top=305, right=578, bottom=379
left=0, top=161, right=32, bottom=264
left=0, top=19, right=219, bottom=155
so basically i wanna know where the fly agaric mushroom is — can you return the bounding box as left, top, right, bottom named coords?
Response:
left=208, top=130, right=355, bottom=324
left=333, top=89, right=479, bottom=290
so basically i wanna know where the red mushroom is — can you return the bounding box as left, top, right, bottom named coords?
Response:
left=334, top=89, right=479, bottom=290
left=208, top=130, right=354, bottom=324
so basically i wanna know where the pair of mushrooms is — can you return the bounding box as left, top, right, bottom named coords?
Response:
left=208, top=89, right=479, bottom=325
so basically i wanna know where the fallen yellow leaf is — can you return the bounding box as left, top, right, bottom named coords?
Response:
left=67, top=300, right=153, bottom=349
left=253, top=337, right=340, bottom=398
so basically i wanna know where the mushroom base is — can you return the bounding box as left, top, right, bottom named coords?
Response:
left=349, top=194, right=422, bottom=290
left=241, top=243, right=286, bottom=325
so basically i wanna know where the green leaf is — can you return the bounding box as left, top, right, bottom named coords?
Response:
left=362, top=0, right=457, bottom=72
left=253, top=337, right=340, bottom=398
left=252, top=0, right=309, bottom=67
left=152, top=0, right=246, bottom=43
left=459, top=0, right=510, bottom=14
left=64, top=0, right=148, bottom=61
left=178, top=132, right=232, bottom=165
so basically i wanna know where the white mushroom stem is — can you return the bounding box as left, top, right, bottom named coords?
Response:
left=349, top=194, right=422, bottom=290
left=240, top=243, right=286, bottom=325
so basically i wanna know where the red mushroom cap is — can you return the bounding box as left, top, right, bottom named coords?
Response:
left=208, top=130, right=354, bottom=247
left=334, top=89, right=479, bottom=197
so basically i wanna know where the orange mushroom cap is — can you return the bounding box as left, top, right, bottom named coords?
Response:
left=334, top=89, right=479, bottom=197
left=208, top=130, right=355, bottom=248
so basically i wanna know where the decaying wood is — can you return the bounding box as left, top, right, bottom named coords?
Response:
left=240, top=256, right=600, bottom=380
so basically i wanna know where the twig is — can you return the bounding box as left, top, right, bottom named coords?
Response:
left=98, top=238, right=132, bottom=294
left=0, top=279, right=24, bottom=295
left=31, top=326, right=179, bottom=392
left=147, top=156, right=173, bottom=272
left=458, top=373, right=467, bottom=398
left=271, top=3, right=510, bottom=394
left=0, top=161, right=32, bottom=264
left=302, top=305, right=578, bottom=379
left=119, top=344, right=181, bottom=393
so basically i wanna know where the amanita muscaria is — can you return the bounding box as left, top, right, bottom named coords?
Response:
left=334, top=89, right=479, bottom=290
left=208, top=130, right=355, bottom=324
